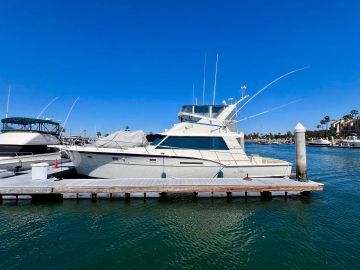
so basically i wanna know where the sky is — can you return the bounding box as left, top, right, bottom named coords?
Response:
left=0, top=0, right=359, bottom=135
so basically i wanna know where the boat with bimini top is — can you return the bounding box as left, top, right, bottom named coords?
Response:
left=0, top=117, right=61, bottom=170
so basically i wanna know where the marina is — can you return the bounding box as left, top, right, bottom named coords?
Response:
left=0, top=121, right=324, bottom=201
left=0, top=73, right=325, bottom=201
left=1, top=1, right=360, bottom=269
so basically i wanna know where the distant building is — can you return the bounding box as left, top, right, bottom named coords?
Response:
left=331, top=118, right=360, bottom=137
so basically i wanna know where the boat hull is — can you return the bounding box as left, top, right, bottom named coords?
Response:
left=0, top=151, right=61, bottom=171
left=68, top=151, right=292, bottom=179
left=307, top=143, right=331, bottom=147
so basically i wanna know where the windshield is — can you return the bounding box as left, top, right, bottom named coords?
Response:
left=147, top=134, right=166, bottom=146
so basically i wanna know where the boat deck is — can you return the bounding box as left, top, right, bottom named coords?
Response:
left=0, top=163, right=324, bottom=200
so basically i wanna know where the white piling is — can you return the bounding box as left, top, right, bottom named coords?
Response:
left=294, top=122, right=307, bottom=181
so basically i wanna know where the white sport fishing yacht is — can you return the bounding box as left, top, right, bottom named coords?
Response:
left=0, top=117, right=61, bottom=170
left=63, top=102, right=292, bottom=179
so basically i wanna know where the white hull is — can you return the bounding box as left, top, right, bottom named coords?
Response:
left=69, top=151, right=292, bottom=179
left=0, top=132, right=60, bottom=146
left=0, top=152, right=61, bottom=171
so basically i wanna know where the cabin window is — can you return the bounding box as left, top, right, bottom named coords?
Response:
left=157, top=136, right=228, bottom=150
left=149, top=134, right=166, bottom=146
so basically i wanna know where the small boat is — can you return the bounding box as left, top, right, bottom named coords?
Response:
left=307, top=138, right=331, bottom=147
left=0, top=117, right=61, bottom=170
left=341, top=136, right=360, bottom=148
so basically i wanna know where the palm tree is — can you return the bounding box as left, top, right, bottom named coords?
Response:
left=320, top=119, right=326, bottom=130
left=324, top=115, right=331, bottom=130
left=351, top=109, right=359, bottom=119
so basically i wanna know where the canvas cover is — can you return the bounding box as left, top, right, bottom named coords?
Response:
left=94, top=130, right=148, bottom=148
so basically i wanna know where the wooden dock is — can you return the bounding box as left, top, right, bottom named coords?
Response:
left=0, top=164, right=324, bottom=201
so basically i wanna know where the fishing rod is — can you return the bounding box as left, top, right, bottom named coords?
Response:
left=37, top=96, right=59, bottom=118
left=229, top=66, right=310, bottom=121
left=5, top=85, right=11, bottom=118
left=235, top=99, right=302, bottom=123
left=61, top=96, right=80, bottom=137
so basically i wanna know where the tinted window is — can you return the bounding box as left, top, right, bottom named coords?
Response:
left=148, top=134, right=166, bottom=145
left=212, top=105, right=225, bottom=114
left=194, top=106, right=210, bottom=114
left=180, top=105, right=193, bottom=113
left=157, top=136, right=228, bottom=150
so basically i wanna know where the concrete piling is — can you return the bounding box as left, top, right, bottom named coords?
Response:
left=294, top=122, right=308, bottom=182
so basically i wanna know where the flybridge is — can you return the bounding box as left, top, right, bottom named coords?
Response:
left=1, top=117, right=61, bottom=136
left=179, top=105, right=228, bottom=122
left=178, top=101, right=241, bottom=132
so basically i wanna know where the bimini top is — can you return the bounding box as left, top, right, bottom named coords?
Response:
left=1, top=117, right=61, bottom=136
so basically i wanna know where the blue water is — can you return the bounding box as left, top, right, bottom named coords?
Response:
left=1, top=144, right=360, bottom=269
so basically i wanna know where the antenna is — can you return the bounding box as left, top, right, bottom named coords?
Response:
left=229, top=66, right=310, bottom=121
left=62, top=96, right=80, bottom=135
left=37, top=96, right=59, bottom=118
left=202, top=53, right=207, bottom=104
left=212, top=53, right=219, bottom=105
left=6, top=85, right=11, bottom=118
left=240, top=85, right=247, bottom=99
left=192, top=83, right=195, bottom=104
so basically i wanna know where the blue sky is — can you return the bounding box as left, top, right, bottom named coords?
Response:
left=0, top=0, right=359, bottom=135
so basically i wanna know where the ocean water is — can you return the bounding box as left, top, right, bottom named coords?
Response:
left=1, top=144, right=360, bottom=269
